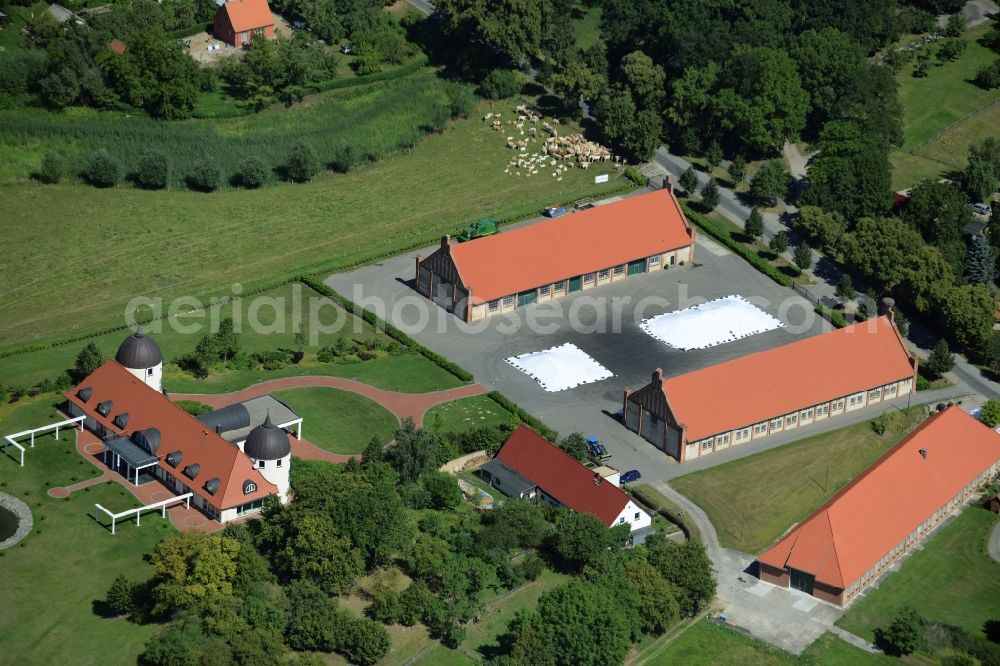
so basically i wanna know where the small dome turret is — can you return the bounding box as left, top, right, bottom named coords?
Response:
left=115, top=326, right=163, bottom=369
left=244, top=414, right=291, bottom=461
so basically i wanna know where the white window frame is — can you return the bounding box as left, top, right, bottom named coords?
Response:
left=554, top=280, right=566, bottom=292
left=583, top=273, right=595, bottom=284
left=754, top=422, right=768, bottom=435
left=786, top=414, right=797, bottom=426
left=539, top=284, right=551, bottom=295
left=649, top=254, right=661, bottom=265
left=488, top=299, right=500, bottom=312
left=503, top=295, right=515, bottom=307
left=613, top=265, right=625, bottom=276
left=599, top=269, right=610, bottom=279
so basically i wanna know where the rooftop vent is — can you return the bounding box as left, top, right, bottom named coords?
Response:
left=77, top=387, right=93, bottom=402
left=166, top=451, right=183, bottom=467
left=113, top=412, right=129, bottom=429
left=182, top=463, right=200, bottom=480
left=204, top=478, right=220, bottom=495
left=96, top=400, right=113, bottom=417
left=593, top=472, right=602, bottom=486
left=919, top=448, right=928, bottom=460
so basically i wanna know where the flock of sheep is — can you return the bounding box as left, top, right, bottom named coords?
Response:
left=483, top=104, right=621, bottom=180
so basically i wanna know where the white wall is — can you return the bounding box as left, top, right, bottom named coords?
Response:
left=613, top=500, right=652, bottom=533
left=124, top=361, right=163, bottom=393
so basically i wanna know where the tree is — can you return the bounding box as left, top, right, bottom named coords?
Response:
left=549, top=61, right=603, bottom=110
left=975, top=59, right=1000, bottom=89
left=286, top=141, right=319, bottom=183
left=647, top=541, right=716, bottom=617
left=85, top=149, right=121, bottom=188
left=149, top=532, right=241, bottom=617
left=706, top=141, right=723, bottom=168
left=945, top=13, right=965, bottom=37
left=337, top=617, right=391, bottom=666
left=188, top=159, right=222, bottom=192
left=982, top=334, right=1000, bottom=377
left=38, top=152, right=65, bottom=184
left=386, top=418, right=440, bottom=483
left=679, top=167, right=699, bottom=195
left=981, top=399, right=1000, bottom=428
left=557, top=432, right=589, bottom=462
left=433, top=0, right=542, bottom=65
left=749, top=160, right=789, bottom=207
left=744, top=207, right=764, bottom=240
left=104, top=574, right=136, bottom=617
left=624, top=558, right=681, bottom=635
left=790, top=28, right=865, bottom=127
left=729, top=155, right=747, bottom=183
left=136, top=151, right=170, bottom=190
left=794, top=242, right=813, bottom=270
left=965, top=157, right=997, bottom=202
left=836, top=273, right=856, bottom=301
left=937, top=283, right=996, bottom=351
left=421, top=471, right=461, bottom=509
left=877, top=607, right=923, bottom=656
left=237, top=156, right=269, bottom=188
left=285, top=579, right=341, bottom=652
left=215, top=317, right=240, bottom=361
left=548, top=511, right=612, bottom=572
left=74, top=342, right=103, bottom=381
left=279, top=512, right=364, bottom=594
left=769, top=230, right=789, bottom=255
left=479, top=69, right=524, bottom=99
left=924, top=339, right=955, bottom=379
left=618, top=50, right=665, bottom=112
left=481, top=499, right=551, bottom=552
left=965, top=234, right=996, bottom=285
left=795, top=206, right=847, bottom=252
left=937, top=37, right=966, bottom=62
left=700, top=178, right=720, bottom=210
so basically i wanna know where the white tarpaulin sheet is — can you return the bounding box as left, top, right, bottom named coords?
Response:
left=505, top=343, right=613, bottom=392
left=640, top=295, right=783, bottom=351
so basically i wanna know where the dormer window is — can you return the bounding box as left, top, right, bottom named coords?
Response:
left=204, top=478, right=220, bottom=495
left=77, top=387, right=93, bottom=402
left=113, top=413, right=129, bottom=429
left=182, top=463, right=200, bottom=480
left=243, top=480, right=257, bottom=494
left=96, top=400, right=113, bottom=417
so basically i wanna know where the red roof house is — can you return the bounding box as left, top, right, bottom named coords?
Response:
left=756, top=406, right=1000, bottom=606
left=624, top=316, right=918, bottom=462
left=214, top=0, right=275, bottom=48
left=415, top=187, right=696, bottom=322
left=488, top=426, right=651, bottom=533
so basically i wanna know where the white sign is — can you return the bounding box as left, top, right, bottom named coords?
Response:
left=594, top=174, right=610, bottom=184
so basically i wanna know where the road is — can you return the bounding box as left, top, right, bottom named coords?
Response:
left=406, top=0, right=434, bottom=15
left=990, top=519, right=1000, bottom=563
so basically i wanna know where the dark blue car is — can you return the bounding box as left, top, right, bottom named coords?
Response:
left=621, top=469, right=641, bottom=484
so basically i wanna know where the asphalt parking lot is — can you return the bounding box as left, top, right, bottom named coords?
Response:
left=327, top=224, right=830, bottom=482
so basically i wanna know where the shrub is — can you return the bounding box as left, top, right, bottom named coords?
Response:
left=135, top=151, right=170, bottom=190
left=286, top=141, right=319, bottom=183
left=924, top=339, right=955, bottom=379
left=104, top=574, right=136, bottom=616
left=444, top=82, right=475, bottom=119
left=236, top=156, right=268, bottom=188
left=38, top=152, right=65, bottom=184
left=623, top=167, right=646, bottom=186
left=479, top=68, right=524, bottom=99
left=980, top=399, right=1000, bottom=428
left=487, top=391, right=558, bottom=441
left=84, top=149, right=121, bottom=188
left=794, top=243, right=813, bottom=270
left=188, top=159, right=222, bottom=192
left=174, top=400, right=213, bottom=416
left=815, top=305, right=848, bottom=328
left=353, top=47, right=383, bottom=76
left=875, top=607, right=924, bottom=656
left=769, top=230, right=789, bottom=255
left=682, top=204, right=791, bottom=286
left=975, top=59, right=1000, bottom=89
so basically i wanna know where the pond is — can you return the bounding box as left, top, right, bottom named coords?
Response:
left=0, top=505, right=19, bottom=542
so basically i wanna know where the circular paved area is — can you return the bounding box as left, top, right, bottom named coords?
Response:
left=47, top=487, right=70, bottom=498
left=83, top=442, right=104, bottom=455
left=183, top=514, right=208, bottom=529
left=0, top=492, right=34, bottom=549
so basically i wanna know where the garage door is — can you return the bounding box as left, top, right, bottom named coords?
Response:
left=628, top=259, right=647, bottom=275
left=518, top=290, right=537, bottom=307
left=790, top=568, right=815, bottom=594
left=433, top=281, right=454, bottom=312
left=568, top=276, right=582, bottom=292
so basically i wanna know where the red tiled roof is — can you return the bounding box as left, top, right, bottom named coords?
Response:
left=447, top=189, right=694, bottom=303
left=660, top=316, right=915, bottom=441
left=495, top=425, right=630, bottom=526
left=220, top=0, right=273, bottom=32
left=107, top=38, right=127, bottom=54
left=758, top=407, right=1000, bottom=588
left=65, top=361, right=277, bottom=509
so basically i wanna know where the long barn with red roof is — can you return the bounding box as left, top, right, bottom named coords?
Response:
left=414, top=186, right=695, bottom=322
left=623, top=315, right=918, bottom=462
left=756, top=406, right=1000, bottom=606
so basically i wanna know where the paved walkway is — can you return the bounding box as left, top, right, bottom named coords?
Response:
left=172, top=376, right=488, bottom=428
left=990, top=519, right=1000, bottom=563
left=829, top=626, right=879, bottom=654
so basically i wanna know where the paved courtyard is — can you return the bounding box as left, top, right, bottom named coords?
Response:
left=327, top=210, right=835, bottom=482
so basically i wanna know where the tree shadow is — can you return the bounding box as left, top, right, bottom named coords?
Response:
left=984, top=619, right=1000, bottom=644
left=91, top=598, right=119, bottom=619
left=812, top=255, right=842, bottom=285
left=778, top=265, right=802, bottom=280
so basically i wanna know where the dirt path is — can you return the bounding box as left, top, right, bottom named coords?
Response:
left=172, top=376, right=489, bottom=428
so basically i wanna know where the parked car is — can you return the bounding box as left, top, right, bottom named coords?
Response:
left=543, top=205, right=566, bottom=218
left=621, top=469, right=641, bottom=484
left=972, top=202, right=990, bottom=216
left=586, top=436, right=607, bottom=457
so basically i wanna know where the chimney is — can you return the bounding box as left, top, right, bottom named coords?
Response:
left=664, top=174, right=674, bottom=194
left=441, top=235, right=450, bottom=250
left=652, top=368, right=663, bottom=388
left=593, top=472, right=602, bottom=486
left=879, top=297, right=895, bottom=323
left=919, top=448, right=928, bottom=460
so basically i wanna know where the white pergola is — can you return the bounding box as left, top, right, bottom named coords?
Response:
left=94, top=492, right=193, bottom=535
left=3, top=415, right=85, bottom=466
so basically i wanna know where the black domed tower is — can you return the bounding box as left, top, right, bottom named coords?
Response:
left=116, top=326, right=163, bottom=390
left=242, top=415, right=291, bottom=501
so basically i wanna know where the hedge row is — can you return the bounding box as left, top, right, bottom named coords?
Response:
left=312, top=56, right=430, bottom=93
left=630, top=485, right=701, bottom=544
left=681, top=203, right=792, bottom=287
left=486, top=391, right=558, bottom=442
left=297, top=275, right=474, bottom=383
left=167, top=23, right=212, bottom=39
left=814, top=304, right=849, bottom=329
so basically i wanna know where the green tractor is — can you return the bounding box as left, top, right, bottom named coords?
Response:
left=458, top=217, right=500, bottom=242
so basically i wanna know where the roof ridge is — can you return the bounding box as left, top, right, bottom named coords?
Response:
left=821, top=510, right=846, bottom=587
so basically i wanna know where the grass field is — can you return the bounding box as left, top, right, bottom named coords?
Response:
left=838, top=506, right=1000, bottom=642
left=671, top=410, right=923, bottom=553
left=571, top=3, right=602, bottom=50
left=890, top=23, right=1000, bottom=188
left=0, top=282, right=465, bottom=394
left=424, top=394, right=514, bottom=433
left=0, top=98, right=624, bottom=351
left=273, top=387, right=398, bottom=454
left=0, top=398, right=174, bottom=665
left=649, top=621, right=895, bottom=666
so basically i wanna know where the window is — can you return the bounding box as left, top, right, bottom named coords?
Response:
left=885, top=383, right=898, bottom=397
left=599, top=269, right=610, bottom=279
left=832, top=398, right=845, bottom=410
left=700, top=439, right=713, bottom=450
left=613, top=265, right=625, bottom=276
left=147, top=367, right=154, bottom=376
left=554, top=280, right=566, bottom=291
left=735, top=428, right=749, bottom=441
left=540, top=284, right=551, bottom=295
left=619, top=517, right=625, bottom=524
left=244, top=482, right=256, bottom=494
left=770, top=418, right=783, bottom=430
left=754, top=422, right=768, bottom=435
left=256, top=460, right=265, bottom=469
left=583, top=273, right=595, bottom=284
left=801, top=408, right=813, bottom=420
left=488, top=300, right=500, bottom=312
left=869, top=388, right=881, bottom=401
left=503, top=295, right=515, bottom=307
left=716, top=433, right=729, bottom=446
left=237, top=499, right=264, bottom=516
left=276, top=458, right=283, bottom=467
left=786, top=414, right=797, bottom=426
left=649, top=254, right=661, bottom=265
left=817, top=404, right=829, bottom=416
left=634, top=512, right=640, bottom=520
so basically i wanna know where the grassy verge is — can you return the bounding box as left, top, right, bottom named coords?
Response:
left=424, top=394, right=514, bottom=433
left=838, top=507, right=1000, bottom=642
left=0, top=399, right=174, bottom=665
left=671, top=410, right=923, bottom=553
left=272, top=387, right=398, bottom=454
left=632, top=484, right=701, bottom=543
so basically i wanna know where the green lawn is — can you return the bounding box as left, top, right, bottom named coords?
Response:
left=424, top=394, right=514, bottom=433
left=0, top=99, right=626, bottom=351
left=671, top=410, right=923, bottom=553
left=571, top=3, right=602, bottom=50
left=648, top=622, right=893, bottom=666
left=273, top=387, right=398, bottom=454
left=0, top=398, right=174, bottom=665
left=838, top=507, right=1000, bottom=642
left=0, top=281, right=465, bottom=394
left=890, top=22, right=1000, bottom=188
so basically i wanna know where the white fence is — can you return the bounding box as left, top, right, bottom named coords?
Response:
left=4, top=415, right=86, bottom=467
left=94, top=492, right=193, bottom=534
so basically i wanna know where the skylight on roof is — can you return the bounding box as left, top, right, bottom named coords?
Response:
left=640, top=295, right=783, bottom=351
left=505, top=343, right=613, bottom=392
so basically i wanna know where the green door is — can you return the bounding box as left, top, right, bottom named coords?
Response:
left=789, top=569, right=815, bottom=595
left=518, top=290, right=537, bottom=306
left=628, top=259, right=647, bottom=275
left=568, top=276, right=582, bottom=292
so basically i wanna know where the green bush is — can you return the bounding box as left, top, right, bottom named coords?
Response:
left=486, top=391, right=558, bottom=441
left=623, top=167, right=646, bottom=186
left=815, top=305, right=848, bottom=328
left=682, top=204, right=791, bottom=286
left=135, top=151, right=170, bottom=190
left=975, top=59, right=1000, bottom=89
left=38, top=151, right=64, bottom=184
left=236, top=156, right=269, bottom=188
left=353, top=47, right=383, bottom=76
left=84, top=149, right=121, bottom=188
left=285, top=141, right=319, bottom=183
left=479, top=69, right=524, bottom=99
left=187, top=159, right=222, bottom=192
